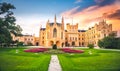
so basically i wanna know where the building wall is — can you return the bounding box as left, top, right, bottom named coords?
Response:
left=11, top=18, right=112, bottom=47
left=39, top=16, right=65, bottom=47
left=11, top=34, right=36, bottom=45
left=85, top=20, right=112, bottom=46
left=39, top=19, right=112, bottom=47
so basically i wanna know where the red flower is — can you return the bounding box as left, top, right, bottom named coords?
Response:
left=61, top=48, right=84, bottom=53
left=24, top=48, right=48, bottom=53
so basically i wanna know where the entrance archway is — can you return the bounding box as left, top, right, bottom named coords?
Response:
left=36, top=42, right=39, bottom=46
left=49, top=41, right=54, bottom=46
left=61, top=43, right=64, bottom=47
left=56, top=41, right=60, bottom=47
left=72, top=41, right=75, bottom=46
left=65, top=41, right=68, bottom=46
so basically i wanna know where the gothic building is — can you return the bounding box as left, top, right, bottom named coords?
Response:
left=11, top=15, right=112, bottom=47
left=39, top=15, right=65, bottom=47
left=39, top=15, right=112, bottom=47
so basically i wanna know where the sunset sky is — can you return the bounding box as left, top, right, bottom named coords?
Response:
left=1, top=0, right=120, bottom=36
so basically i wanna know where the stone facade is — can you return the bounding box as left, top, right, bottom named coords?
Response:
left=39, top=16, right=112, bottom=47
left=39, top=15, right=65, bottom=47
left=11, top=34, right=37, bottom=45
left=11, top=15, right=112, bottom=47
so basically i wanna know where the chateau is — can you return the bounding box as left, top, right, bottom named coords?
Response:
left=39, top=15, right=112, bottom=47
left=11, top=15, right=112, bottom=47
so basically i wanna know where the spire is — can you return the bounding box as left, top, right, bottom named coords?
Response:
left=46, top=19, right=49, bottom=28
left=47, top=19, right=49, bottom=23
left=62, top=16, right=64, bottom=23
left=40, top=24, right=42, bottom=31
left=61, top=16, right=64, bottom=30
left=54, top=14, right=56, bottom=24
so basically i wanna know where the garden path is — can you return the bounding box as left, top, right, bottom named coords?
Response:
left=48, top=55, right=62, bottom=71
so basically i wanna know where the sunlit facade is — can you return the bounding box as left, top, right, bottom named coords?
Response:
left=11, top=16, right=112, bottom=47
left=39, top=16, right=112, bottom=47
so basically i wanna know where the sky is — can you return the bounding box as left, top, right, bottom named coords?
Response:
left=1, top=0, right=120, bottom=37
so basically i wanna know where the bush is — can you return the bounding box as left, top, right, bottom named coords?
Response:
left=98, top=36, right=120, bottom=49
left=17, top=42, right=24, bottom=46
left=27, top=42, right=33, bottom=46
left=87, top=44, right=94, bottom=49
left=98, top=40, right=104, bottom=48
left=52, top=44, right=57, bottom=49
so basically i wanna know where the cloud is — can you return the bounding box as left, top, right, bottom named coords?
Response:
left=61, top=0, right=120, bottom=30
left=75, top=0, right=82, bottom=4
left=15, top=14, right=48, bottom=37
left=61, top=6, right=80, bottom=17
left=94, top=0, right=105, bottom=3
left=95, top=0, right=115, bottom=6
left=107, top=9, right=120, bottom=20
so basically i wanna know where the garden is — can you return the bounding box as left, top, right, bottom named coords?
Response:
left=0, top=47, right=120, bottom=71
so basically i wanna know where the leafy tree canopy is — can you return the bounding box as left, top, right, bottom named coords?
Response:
left=0, top=2, right=22, bottom=47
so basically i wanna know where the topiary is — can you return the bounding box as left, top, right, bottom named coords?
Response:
left=52, top=44, right=57, bottom=49
left=87, top=44, right=94, bottom=49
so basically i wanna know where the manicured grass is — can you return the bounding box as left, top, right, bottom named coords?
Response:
left=0, top=47, right=120, bottom=71
left=0, top=47, right=51, bottom=71
left=58, top=48, right=120, bottom=71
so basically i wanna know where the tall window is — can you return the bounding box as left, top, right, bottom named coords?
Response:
left=61, top=32, right=63, bottom=39
left=53, top=28, right=57, bottom=38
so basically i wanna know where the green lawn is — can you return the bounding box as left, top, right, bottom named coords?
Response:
left=58, top=49, right=120, bottom=71
left=0, top=47, right=120, bottom=71
left=0, top=47, right=50, bottom=71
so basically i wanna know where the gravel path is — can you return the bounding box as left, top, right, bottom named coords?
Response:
left=48, top=55, right=62, bottom=71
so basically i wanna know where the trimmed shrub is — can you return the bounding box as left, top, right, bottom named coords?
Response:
left=17, top=42, right=24, bottom=46
left=87, top=44, right=94, bottom=49
left=52, top=44, right=57, bottom=49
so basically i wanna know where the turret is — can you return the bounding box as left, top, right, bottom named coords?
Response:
left=46, top=19, right=49, bottom=29
left=54, top=14, right=56, bottom=24
left=61, top=16, right=64, bottom=30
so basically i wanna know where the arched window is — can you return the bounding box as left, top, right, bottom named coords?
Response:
left=53, top=28, right=57, bottom=38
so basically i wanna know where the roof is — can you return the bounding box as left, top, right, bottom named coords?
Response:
left=78, top=30, right=86, bottom=32
left=49, top=23, right=61, bottom=26
left=40, top=28, right=46, bottom=30
left=65, top=30, right=67, bottom=32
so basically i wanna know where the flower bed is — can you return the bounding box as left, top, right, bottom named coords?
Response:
left=24, top=48, right=48, bottom=53
left=61, top=48, right=84, bottom=53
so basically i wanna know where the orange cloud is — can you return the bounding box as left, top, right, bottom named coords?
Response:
left=61, top=0, right=120, bottom=31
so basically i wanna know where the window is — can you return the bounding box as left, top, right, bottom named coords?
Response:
left=75, top=37, right=77, bottom=41
left=61, top=32, right=63, bottom=39
left=65, top=38, right=67, bottom=40
left=53, top=28, right=57, bottom=38
left=79, top=42, right=81, bottom=46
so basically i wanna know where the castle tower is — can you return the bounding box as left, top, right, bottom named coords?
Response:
left=61, top=16, right=64, bottom=30
left=46, top=19, right=49, bottom=29
left=54, top=14, right=56, bottom=24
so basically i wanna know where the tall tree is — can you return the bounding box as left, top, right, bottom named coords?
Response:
left=0, top=2, right=22, bottom=47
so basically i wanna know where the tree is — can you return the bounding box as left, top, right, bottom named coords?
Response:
left=98, top=32, right=120, bottom=49
left=98, top=40, right=104, bottom=48
left=0, top=2, right=22, bottom=47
